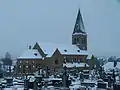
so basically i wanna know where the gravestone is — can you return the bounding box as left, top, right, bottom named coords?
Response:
left=62, top=66, right=71, bottom=88
left=97, top=82, right=107, bottom=89
left=24, top=75, right=29, bottom=90
left=6, top=77, right=13, bottom=86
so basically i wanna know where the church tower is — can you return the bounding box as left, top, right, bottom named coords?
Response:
left=72, top=9, right=87, bottom=50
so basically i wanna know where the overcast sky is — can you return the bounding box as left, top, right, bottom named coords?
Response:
left=0, top=0, right=120, bottom=57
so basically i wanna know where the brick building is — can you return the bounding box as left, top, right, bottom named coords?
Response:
left=16, top=9, right=95, bottom=75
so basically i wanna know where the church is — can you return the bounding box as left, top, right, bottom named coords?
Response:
left=16, top=9, right=95, bottom=75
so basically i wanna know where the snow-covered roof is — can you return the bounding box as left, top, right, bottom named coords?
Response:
left=29, top=77, right=36, bottom=82
left=63, top=63, right=89, bottom=68
left=17, top=49, right=42, bottom=59
left=44, top=77, right=62, bottom=81
left=86, top=54, right=93, bottom=59
left=103, top=62, right=120, bottom=71
left=16, top=88, right=24, bottom=90
left=71, top=80, right=81, bottom=85
left=83, top=79, right=96, bottom=83
left=38, top=42, right=90, bottom=57
left=72, top=32, right=87, bottom=35
left=69, top=85, right=81, bottom=89
left=4, top=88, right=12, bottom=90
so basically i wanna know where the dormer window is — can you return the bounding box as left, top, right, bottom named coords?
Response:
left=34, top=53, right=37, bottom=56
left=64, top=49, right=67, bottom=52
left=77, top=50, right=80, bottom=52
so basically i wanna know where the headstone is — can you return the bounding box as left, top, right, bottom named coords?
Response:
left=6, top=77, right=13, bottom=86
left=62, top=66, right=70, bottom=88
left=80, top=72, right=84, bottom=82
left=97, top=82, right=107, bottom=89
left=108, top=76, right=113, bottom=88
left=45, top=66, right=49, bottom=78
left=24, top=75, right=29, bottom=90
left=113, top=82, right=120, bottom=90
left=112, top=69, right=116, bottom=83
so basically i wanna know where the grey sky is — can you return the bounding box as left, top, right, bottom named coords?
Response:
left=0, top=0, right=120, bottom=57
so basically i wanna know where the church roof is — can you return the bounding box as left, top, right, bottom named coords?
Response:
left=37, top=42, right=89, bottom=57
left=17, top=49, right=42, bottom=59
left=73, top=9, right=86, bottom=34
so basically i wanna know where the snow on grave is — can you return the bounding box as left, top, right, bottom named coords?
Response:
left=81, top=79, right=96, bottom=87
left=63, top=63, right=89, bottom=68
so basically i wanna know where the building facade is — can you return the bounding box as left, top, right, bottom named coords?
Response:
left=16, top=9, right=95, bottom=75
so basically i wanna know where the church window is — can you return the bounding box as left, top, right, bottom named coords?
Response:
left=81, top=38, right=86, bottom=44
left=82, top=38, right=85, bottom=44
left=28, top=65, right=31, bottom=72
left=73, top=38, right=77, bottom=44
left=23, top=65, right=26, bottom=73
left=77, top=38, right=79, bottom=43
left=55, top=59, right=59, bottom=65
left=84, top=38, right=86, bottom=44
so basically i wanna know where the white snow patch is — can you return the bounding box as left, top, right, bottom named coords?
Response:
left=38, top=42, right=90, bottom=57
left=17, top=49, right=42, bottom=59
left=63, top=63, right=89, bottom=68
left=103, top=62, right=120, bottom=71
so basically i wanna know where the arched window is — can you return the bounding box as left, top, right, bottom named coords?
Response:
left=55, top=59, right=59, bottom=65
left=28, top=65, right=31, bottom=72
left=23, top=65, right=25, bottom=73
left=77, top=38, right=79, bottom=43
left=84, top=38, right=86, bottom=44
left=82, top=38, right=84, bottom=44
left=73, top=38, right=76, bottom=44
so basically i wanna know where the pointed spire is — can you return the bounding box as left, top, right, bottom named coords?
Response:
left=73, top=8, right=85, bottom=34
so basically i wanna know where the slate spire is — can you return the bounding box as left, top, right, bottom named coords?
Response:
left=73, top=9, right=85, bottom=34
